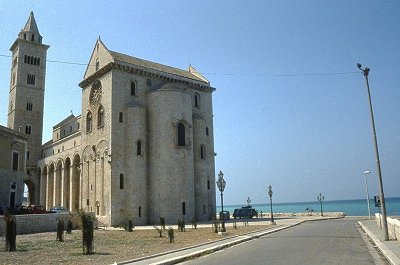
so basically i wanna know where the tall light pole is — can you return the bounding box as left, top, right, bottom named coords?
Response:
left=268, top=185, right=275, bottom=224
left=317, top=193, right=324, bottom=216
left=216, top=171, right=226, bottom=232
left=357, top=63, right=389, bottom=241
left=363, top=170, right=372, bottom=220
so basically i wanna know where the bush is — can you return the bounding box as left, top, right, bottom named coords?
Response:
left=128, top=219, right=133, bottom=232
left=81, top=213, right=94, bottom=255
left=4, top=211, right=16, bottom=251
left=154, top=226, right=163, bottom=237
left=160, top=217, right=165, bottom=230
left=191, top=217, right=197, bottom=229
left=212, top=218, right=219, bottom=233
left=56, top=219, right=64, bottom=242
left=66, top=219, right=73, bottom=234
left=168, top=227, right=174, bottom=243
left=177, top=218, right=185, bottom=232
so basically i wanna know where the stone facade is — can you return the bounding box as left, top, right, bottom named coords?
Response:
left=3, top=12, right=216, bottom=227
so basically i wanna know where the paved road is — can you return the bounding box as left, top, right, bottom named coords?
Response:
left=182, top=219, right=382, bottom=265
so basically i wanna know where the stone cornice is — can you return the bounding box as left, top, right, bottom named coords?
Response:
left=79, top=62, right=216, bottom=92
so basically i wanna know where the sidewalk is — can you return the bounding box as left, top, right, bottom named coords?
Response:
left=359, top=219, right=400, bottom=265
left=117, top=217, right=337, bottom=265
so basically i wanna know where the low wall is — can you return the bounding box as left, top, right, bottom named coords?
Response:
left=375, top=213, right=400, bottom=241
left=0, top=213, right=69, bottom=236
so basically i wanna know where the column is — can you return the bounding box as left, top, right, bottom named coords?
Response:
left=45, top=171, right=50, bottom=209
left=69, top=164, right=74, bottom=211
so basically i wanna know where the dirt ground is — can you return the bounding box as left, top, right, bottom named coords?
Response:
left=0, top=224, right=269, bottom=265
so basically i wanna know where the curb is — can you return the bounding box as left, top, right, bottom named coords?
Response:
left=358, top=221, right=400, bottom=265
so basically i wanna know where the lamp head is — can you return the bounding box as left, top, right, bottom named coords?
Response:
left=364, top=170, right=370, bottom=174
left=357, top=63, right=362, bottom=70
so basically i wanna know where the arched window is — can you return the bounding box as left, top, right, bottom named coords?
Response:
left=119, top=112, right=123, bottom=123
left=182, top=202, right=186, bottom=216
left=207, top=179, right=210, bottom=190
left=177, top=122, right=185, bottom=146
left=86, top=111, right=92, bottom=133
left=194, top=93, right=200, bottom=108
left=130, top=81, right=136, bottom=96
left=136, top=140, right=142, bottom=156
left=120, top=173, right=124, bottom=189
left=25, top=125, right=32, bottom=135
left=200, top=144, right=205, bottom=159
left=97, top=105, right=104, bottom=128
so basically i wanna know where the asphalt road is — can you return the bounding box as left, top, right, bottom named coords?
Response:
left=182, top=218, right=383, bottom=265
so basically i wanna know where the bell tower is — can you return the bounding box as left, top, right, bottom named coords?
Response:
left=7, top=12, right=49, bottom=202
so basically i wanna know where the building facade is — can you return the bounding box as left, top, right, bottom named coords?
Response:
left=4, top=12, right=216, bottom=226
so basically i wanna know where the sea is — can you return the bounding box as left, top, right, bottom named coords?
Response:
left=217, top=197, right=400, bottom=216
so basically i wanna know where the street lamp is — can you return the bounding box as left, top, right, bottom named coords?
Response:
left=267, top=185, right=275, bottom=224
left=317, top=193, right=324, bottom=216
left=357, top=63, right=389, bottom=241
left=363, top=171, right=372, bottom=220
left=216, top=171, right=226, bottom=232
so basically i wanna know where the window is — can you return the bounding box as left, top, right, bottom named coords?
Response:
left=31, top=34, right=35, bottom=41
left=130, top=81, right=136, bottom=96
left=86, top=112, right=92, bottom=133
left=119, top=112, right=123, bottom=123
left=136, top=140, right=142, bottom=156
left=138, top=206, right=141, bottom=217
left=25, top=125, right=32, bottom=135
left=26, top=102, right=33, bottom=111
left=120, top=173, right=124, bottom=189
left=177, top=122, right=185, bottom=146
left=12, top=152, right=19, bottom=171
left=200, top=144, right=205, bottom=159
left=37, top=58, right=40, bottom=66
left=27, top=150, right=30, bottom=160
left=207, top=179, right=210, bottom=190
left=98, top=105, right=104, bottom=128
left=23, top=33, right=26, bottom=39
left=27, top=74, right=35, bottom=85
left=194, top=93, right=200, bottom=108
left=182, top=202, right=186, bottom=216
left=206, top=127, right=209, bottom=136
left=95, top=59, right=99, bottom=71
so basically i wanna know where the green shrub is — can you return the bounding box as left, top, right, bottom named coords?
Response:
left=212, top=218, right=219, bottom=233
left=177, top=218, right=185, bottom=232
left=81, top=213, right=94, bottom=255
left=154, top=226, right=163, bottom=237
left=160, top=217, right=165, bottom=230
left=128, top=219, right=133, bottom=232
left=191, top=217, right=197, bottom=229
left=66, top=219, right=73, bottom=234
left=4, top=211, right=16, bottom=251
left=168, top=227, right=174, bottom=243
left=56, top=219, right=64, bottom=242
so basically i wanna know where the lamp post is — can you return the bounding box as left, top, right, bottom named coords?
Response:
left=363, top=170, right=372, bottom=220
left=216, top=171, right=226, bottom=232
left=317, top=193, right=324, bottom=216
left=357, top=63, right=389, bottom=241
left=268, top=185, right=275, bottom=224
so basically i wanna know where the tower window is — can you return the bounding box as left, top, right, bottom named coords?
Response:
left=25, top=125, right=32, bottom=135
left=86, top=112, right=92, bottom=133
left=23, top=33, right=26, bottom=40
left=12, top=152, right=19, bottom=171
left=26, top=102, right=33, bottom=111
left=120, top=173, right=124, bottom=189
left=37, top=58, right=40, bottom=66
left=31, top=34, right=35, bottom=41
left=206, top=127, right=209, bottom=136
left=27, top=74, right=35, bottom=85
left=207, top=179, right=210, bottom=190
left=200, top=144, right=205, bottom=159
left=27, top=150, right=30, bottom=160
left=98, top=105, right=104, bottom=128
left=177, top=122, right=185, bottom=147
left=136, top=140, right=142, bottom=156
left=24, top=55, right=27, bottom=63
left=182, top=202, right=186, bottom=216
left=130, top=81, right=136, bottom=96
left=194, top=93, right=200, bottom=108
left=119, top=112, right=123, bottom=123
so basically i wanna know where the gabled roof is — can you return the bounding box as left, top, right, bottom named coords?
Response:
left=52, top=114, right=75, bottom=129
left=109, top=50, right=209, bottom=84
left=23, top=11, right=41, bottom=37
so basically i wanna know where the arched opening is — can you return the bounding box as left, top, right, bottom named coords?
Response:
left=177, top=122, right=186, bottom=146
left=97, top=105, right=104, bottom=128
left=24, top=178, right=35, bottom=205
left=86, top=111, right=92, bottom=133
left=136, top=140, right=142, bottom=156
left=194, top=93, right=200, bottom=108
left=130, top=81, right=136, bottom=96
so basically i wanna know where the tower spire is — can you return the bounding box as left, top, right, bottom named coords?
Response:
left=18, top=11, right=42, bottom=44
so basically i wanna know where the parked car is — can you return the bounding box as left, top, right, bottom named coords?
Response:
left=219, top=211, right=230, bottom=221
left=28, top=205, right=48, bottom=214
left=49, top=206, right=69, bottom=213
left=233, top=206, right=257, bottom=219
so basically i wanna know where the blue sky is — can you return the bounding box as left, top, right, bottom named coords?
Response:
left=0, top=1, right=399, bottom=205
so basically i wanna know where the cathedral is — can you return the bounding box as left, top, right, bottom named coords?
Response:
left=3, top=12, right=216, bottom=226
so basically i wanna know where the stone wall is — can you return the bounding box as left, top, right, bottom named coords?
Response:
left=375, top=213, right=400, bottom=241
left=0, top=213, right=69, bottom=236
